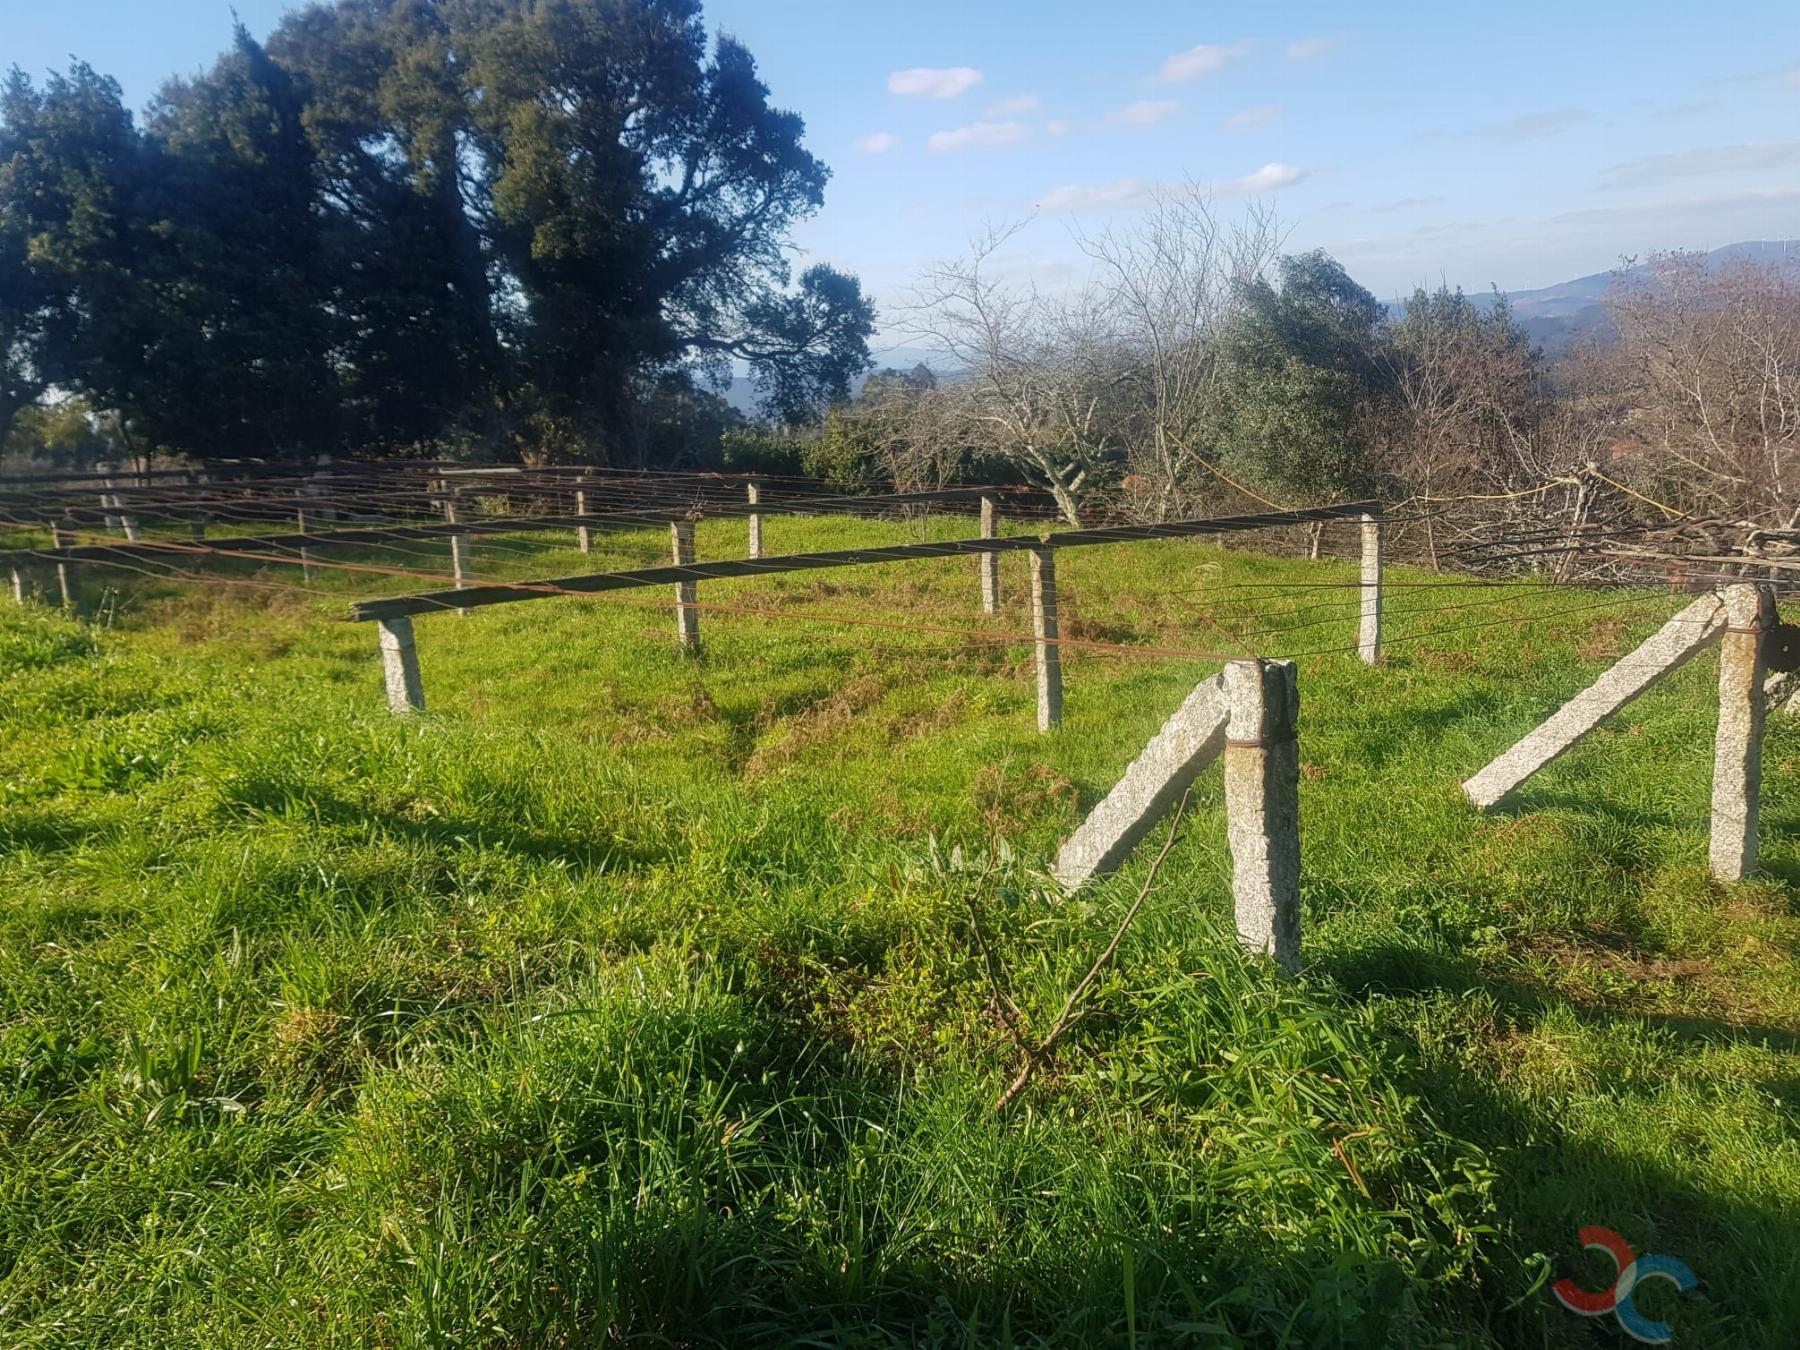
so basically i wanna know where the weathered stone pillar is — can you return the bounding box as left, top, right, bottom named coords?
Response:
left=310, top=452, right=337, bottom=522
left=50, top=524, right=74, bottom=610
left=378, top=616, right=425, bottom=714
left=1030, top=544, right=1061, bottom=730
left=1224, top=659, right=1301, bottom=972
left=8, top=563, right=25, bottom=604
left=1359, top=513, right=1382, bottom=664
left=1053, top=672, right=1229, bottom=888
left=575, top=487, right=592, bottom=553
left=671, top=517, right=700, bottom=654
left=296, top=509, right=319, bottom=582
left=1710, top=583, right=1775, bottom=880
left=446, top=502, right=471, bottom=617
left=1463, top=592, right=1728, bottom=809
left=979, top=495, right=1000, bottom=614
left=747, top=482, right=763, bottom=559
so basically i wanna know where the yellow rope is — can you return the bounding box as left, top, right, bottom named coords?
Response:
left=1156, top=438, right=1690, bottom=525
left=1580, top=466, right=1691, bottom=521
left=1161, top=429, right=1291, bottom=511
left=1396, top=477, right=1580, bottom=506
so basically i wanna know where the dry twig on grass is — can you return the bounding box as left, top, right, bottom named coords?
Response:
left=977, top=788, right=1194, bottom=1114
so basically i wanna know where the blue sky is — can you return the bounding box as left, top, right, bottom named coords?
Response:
left=7, top=0, right=1799, bottom=350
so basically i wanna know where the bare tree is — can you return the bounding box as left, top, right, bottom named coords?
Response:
left=1607, top=251, right=1800, bottom=526
left=903, top=223, right=1117, bottom=525
left=1075, top=191, right=1282, bottom=520
left=854, top=370, right=967, bottom=491
left=1377, top=285, right=1544, bottom=567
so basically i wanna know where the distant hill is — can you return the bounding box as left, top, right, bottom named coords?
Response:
left=724, top=346, right=944, bottom=414
left=723, top=244, right=1800, bottom=413
left=1448, top=240, right=1800, bottom=358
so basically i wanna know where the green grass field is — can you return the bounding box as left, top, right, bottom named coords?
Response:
left=2, top=512, right=1796, bottom=1347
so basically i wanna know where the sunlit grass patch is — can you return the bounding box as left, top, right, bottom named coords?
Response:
left=0, top=519, right=1795, bottom=1345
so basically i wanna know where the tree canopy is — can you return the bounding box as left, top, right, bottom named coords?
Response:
left=0, top=0, right=873, bottom=464
left=1205, top=249, right=1389, bottom=501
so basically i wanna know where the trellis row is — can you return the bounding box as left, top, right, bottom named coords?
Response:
left=4, top=484, right=1384, bottom=739
left=1461, top=582, right=1776, bottom=881
left=3, top=481, right=1053, bottom=620
left=1051, top=659, right=1303, bottom=970
left=351, top=501, right=1381, bottom=728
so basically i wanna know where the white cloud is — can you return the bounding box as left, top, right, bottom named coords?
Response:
left=1287, top=36, right=1337, bottom=61
left=1155, top=42, right=1250, bottom=83
left=853, top=131, right=901, bottom=154
left=887, top=66, right=983, bottom=99
left=928, top=120, right=1029, bottom=152
left=1635, top=97, right=1718, bottom=119
left=1548, top=185, right=1800, bottom=228
left=1600, top=141, right=1800, bottom=189
left=1034, top=162, right=1305, bottom=212
left=1467, top=109, right=1591, bottom=143
left=984, top=93, right=1041, bottom=117
left=1223, top=162, right=1306, bottom=193
left=1369, top=194, right=1445, bottom=213
left=1035, top=179, right=1157, bottom=212
left=1046, top=119, right=1071, bottom=137
left=1108, top=99, right=1182, bottom=127
left=1223, top=104, right=1281, bottom=129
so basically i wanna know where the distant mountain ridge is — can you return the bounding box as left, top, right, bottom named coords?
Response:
left=1434, top=239, right=1800, bottom=357
left=724, top=242, right=1800, bottom=410
left=724, top=347, right=941, bottom=414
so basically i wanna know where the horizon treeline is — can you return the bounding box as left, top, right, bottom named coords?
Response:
left=0, top=0, right=874, bottom=467
left=4, top=3, right=1796, bottom=544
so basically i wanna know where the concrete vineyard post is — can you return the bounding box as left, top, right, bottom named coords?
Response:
left=378, top=616, right=425, bottom=714
left=446, top=502, right=471, bottom=617
left=1463, top=592, right=1728, bottom=810
left=1359, top=513, right=1382, bottom=664
left=747, top=482, right=763, bottom=559
left=106, top=487, right=141, bottom=542
left=1053, top=673, right=1229, bottom=888
left=979, top=495, right=999, bottom=614
left=310, top=452, right=336, bottom=522
left=672, top=518, right=700, bottom=653
left=1710, top=583, right=1775, bottom=880
left=296, top=509, right=319, bottom=582
left=50, top=524, right=74, bottom=610
left=1223, top=659, right=1301, bottom=972
left=1030, top=545, right=1062, bottom=731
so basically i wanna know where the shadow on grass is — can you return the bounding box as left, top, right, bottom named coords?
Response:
left=218, top=780, right=675, bottom=874
left=1484, top=788, right=1689, bottom=835
left=1396, top=1054, right=1797, bottom=1348
left=1320, top=935, right=1800, bottom=1053
left=1314, top=938, right=1798, bottom=1345
left=0, top=812, right=110, bottom=855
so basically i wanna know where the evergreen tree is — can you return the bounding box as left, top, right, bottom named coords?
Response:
left=0, top=0, right=873, bottom=464
left=1208, top=249, right=1390, bottom=501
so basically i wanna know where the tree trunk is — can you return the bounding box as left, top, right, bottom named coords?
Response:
left=1049, top=480, right=1084, bottom=528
